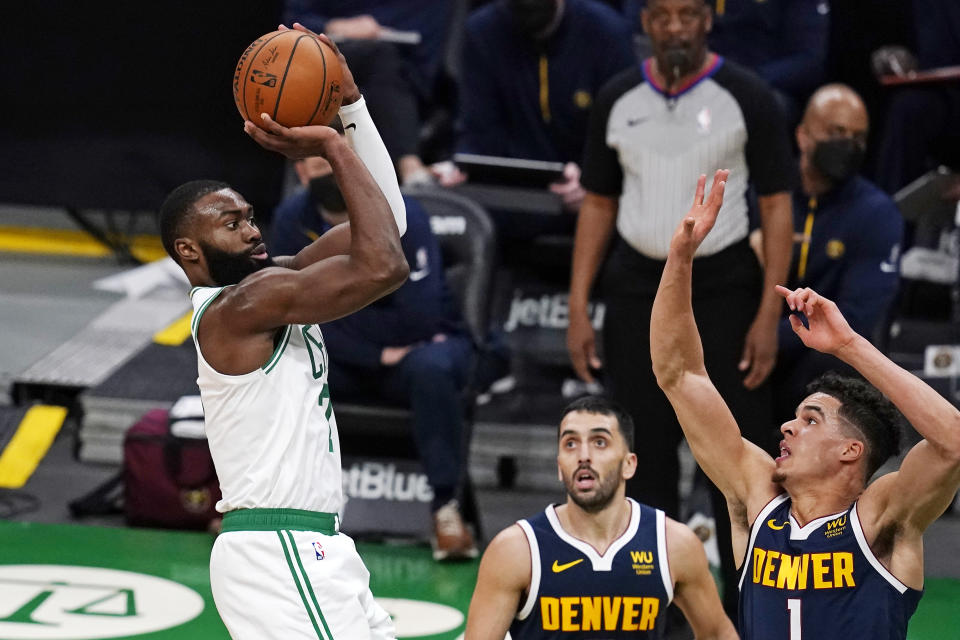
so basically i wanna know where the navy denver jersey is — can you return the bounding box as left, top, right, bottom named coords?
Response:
left=509, top=499, right=672, bottom=639
left=739, top=494, right=922, bottom=639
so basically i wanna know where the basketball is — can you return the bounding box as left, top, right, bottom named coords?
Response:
left=233, top=30, right=344, bottom=128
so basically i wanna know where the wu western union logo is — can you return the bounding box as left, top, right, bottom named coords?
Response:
left=630, top=550, right=654, bottom=576
left=825, top=515, right=847, bottom=538
left=552, top=559, right=583, bottom=573
left=630, top=551, right=653, bottom=563
left=767, top=519, right=788, bottom=530
left=540, top=596, right=660, bottom=631
left=751, top=548, right=856, bottom=590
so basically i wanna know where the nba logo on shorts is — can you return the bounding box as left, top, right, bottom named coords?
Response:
left=312, top=542, right=325, bottom=560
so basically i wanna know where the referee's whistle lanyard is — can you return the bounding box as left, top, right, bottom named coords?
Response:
left=797, top=196, right=817, bottom=281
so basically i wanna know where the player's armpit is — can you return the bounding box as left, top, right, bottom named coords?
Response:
left=666, top=520, right=738, bottom=640
left=465, top=525, right=531, bottom=640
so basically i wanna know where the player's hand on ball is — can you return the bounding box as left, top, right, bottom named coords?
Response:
left=244, top=114, right=341, bottom=160
left=283, top=23, right=361, bottom=105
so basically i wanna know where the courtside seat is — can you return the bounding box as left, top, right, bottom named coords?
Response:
left=333, top=187, right=496, bottom=541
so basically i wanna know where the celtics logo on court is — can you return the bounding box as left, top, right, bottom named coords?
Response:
left=0, top=565, right=204, bottom=639
left=376, top=598, right=464, bottom=637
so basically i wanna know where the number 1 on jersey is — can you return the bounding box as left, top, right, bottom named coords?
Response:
left=787, top=598, right=801, bottom=639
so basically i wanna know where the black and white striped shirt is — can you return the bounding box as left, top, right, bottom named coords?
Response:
left=582, top=56, right=795, bottom=259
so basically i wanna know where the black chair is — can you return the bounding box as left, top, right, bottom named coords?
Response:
left=334, top=187, right=496, bottom=541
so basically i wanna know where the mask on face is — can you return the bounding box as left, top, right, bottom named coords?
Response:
left=308, top=174, right=347, bottom=213
left=201, top=242, right=272, bottom=286
left=507, top=0, right=561, bottom=41
left=812, top=138, right=865, bottom=184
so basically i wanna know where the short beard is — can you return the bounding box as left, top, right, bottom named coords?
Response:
left=201, top=242, right=272, bottom=286
left=563, top=466, right=621, bottom=513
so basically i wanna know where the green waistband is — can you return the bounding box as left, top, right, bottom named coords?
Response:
left=220, top=508, right=339, bottom=535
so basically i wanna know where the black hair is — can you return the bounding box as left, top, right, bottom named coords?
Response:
left=560, top=395, right=635, bottom=451
left=158, top=180, right=231, bottom=262
left=806, top=372, right=903, bottom=480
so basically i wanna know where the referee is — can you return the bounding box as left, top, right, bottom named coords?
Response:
left=566, top=0, right=795, bottom=617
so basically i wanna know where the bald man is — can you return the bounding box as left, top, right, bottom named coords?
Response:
left=768, top=83, right=904, bottom=418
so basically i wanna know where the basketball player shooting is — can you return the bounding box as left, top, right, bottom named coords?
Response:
left=651, top=170, right=960, bottom=638
left=158, top=27, right=407, bottom=639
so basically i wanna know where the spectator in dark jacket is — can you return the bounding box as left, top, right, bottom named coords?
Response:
left=451, top=0, right=636, bottom=215
left=270, top=153, right=478, bottom=562
left=769, top=84, right=903, bottom=417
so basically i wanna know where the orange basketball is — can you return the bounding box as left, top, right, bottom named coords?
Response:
left=233, top=30, right=344, bottom=128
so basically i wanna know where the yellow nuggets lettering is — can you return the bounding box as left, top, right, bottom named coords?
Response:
left=751, top=548, right=855, bottom=590
left=539, top=596, right=660, bottom=631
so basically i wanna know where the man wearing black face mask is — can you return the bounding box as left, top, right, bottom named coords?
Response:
left=270, top=153, right=480, bottom=561
left=768, top=84, right=904, bottom=420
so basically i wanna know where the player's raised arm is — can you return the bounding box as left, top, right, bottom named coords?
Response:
left=464, top=525, right=531, bottom=640
left=226, top=123, right=408, bottom=332
left=779, top=286, right=960, bottom=540
left=253, top=30, right=406, bottom=272
left=651, top=171, right=779, bottom=517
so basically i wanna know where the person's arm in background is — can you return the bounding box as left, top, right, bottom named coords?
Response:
left=567, top=70, right=630, bottom=383
left=734, top=69, right=798, bottom=389
left=755, top=0, right=829, bottom=98
left=745, top=192, right=792, bottom=388
left=568, top=193, right=617, bottom=383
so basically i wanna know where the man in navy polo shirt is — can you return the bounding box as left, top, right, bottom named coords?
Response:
left=770, top=84, right=903, bottom=418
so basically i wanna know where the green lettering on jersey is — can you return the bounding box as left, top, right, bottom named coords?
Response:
left=302, top=325, right=335, bottom=453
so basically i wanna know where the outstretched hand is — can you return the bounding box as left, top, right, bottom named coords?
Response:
left=776, top=286, right=857, bottom=355
left=669, top=170, right=729, bottom=259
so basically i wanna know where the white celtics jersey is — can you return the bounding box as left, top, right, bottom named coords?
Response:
left=189, top=286, right=342, bottom=514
